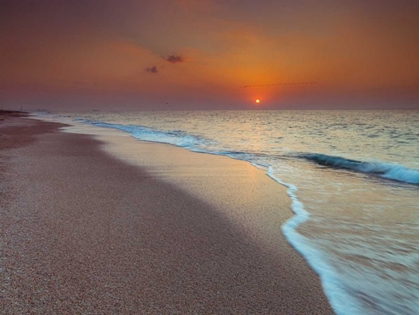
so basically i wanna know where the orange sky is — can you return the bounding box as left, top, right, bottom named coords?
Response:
left=0, top=0, right=418, bottom=110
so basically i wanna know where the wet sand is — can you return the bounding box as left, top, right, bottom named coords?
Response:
left=1, top=114, right=334, bottom=314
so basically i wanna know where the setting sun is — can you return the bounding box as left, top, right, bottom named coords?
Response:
left=255, top=99, right=260, bottom=104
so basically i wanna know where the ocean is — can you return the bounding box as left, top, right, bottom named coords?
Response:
left=38, top=110, right=418, bottom=315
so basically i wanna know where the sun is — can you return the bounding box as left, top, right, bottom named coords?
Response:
left=255, top=99, right=260, bottom=104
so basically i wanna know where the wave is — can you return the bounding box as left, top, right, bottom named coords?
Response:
left=78, top=119, right=275, bottom=163
left=76, top=119, right=215, bottom=150
left=77, top=119, right=419, bottom=186
left=299, top=153, right=419, bottom=185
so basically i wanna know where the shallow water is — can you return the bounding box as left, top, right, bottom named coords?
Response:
left=42, top=110, right=419, bottom=315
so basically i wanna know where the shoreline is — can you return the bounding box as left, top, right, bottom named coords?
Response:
left=1, top=114, right=334, bottom=314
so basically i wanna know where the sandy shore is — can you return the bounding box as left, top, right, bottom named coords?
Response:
left=1, top=114, right=334, bottom=314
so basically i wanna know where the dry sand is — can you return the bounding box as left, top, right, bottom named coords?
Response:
left=1, top=114, right=334, bottom=314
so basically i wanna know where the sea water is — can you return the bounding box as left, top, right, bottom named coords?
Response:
left=40, top=110, right=418, bottom=315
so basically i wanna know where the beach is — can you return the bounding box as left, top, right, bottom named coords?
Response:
left=0, top=113, right=334, bottom=314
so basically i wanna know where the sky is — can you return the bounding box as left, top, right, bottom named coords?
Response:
left=0, top=0, right=418, bottom=110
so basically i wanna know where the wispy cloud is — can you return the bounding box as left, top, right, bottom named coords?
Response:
left=165, top=55, right=185, bottom=63
left=145, top=66, right=158, bottom=73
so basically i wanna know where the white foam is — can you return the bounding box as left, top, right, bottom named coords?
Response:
left=266, top=167, right=371, bottom=315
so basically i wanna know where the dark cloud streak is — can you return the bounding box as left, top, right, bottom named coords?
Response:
left=239, top=82, right=318, bottom=88
left=165, top=55, right=184, bottom=63
left=145, top=66, right=158, bottom=73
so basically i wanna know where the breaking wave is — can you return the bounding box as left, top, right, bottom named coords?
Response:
left=299, top=153, right=418, bottom=185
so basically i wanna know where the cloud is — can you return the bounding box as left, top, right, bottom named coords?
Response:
left=145, top=66, right=158, bottom=73
left=165, top=55, right=185, bottom=63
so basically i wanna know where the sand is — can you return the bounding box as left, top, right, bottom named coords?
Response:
left=1, top=113, right=334, bottom=314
